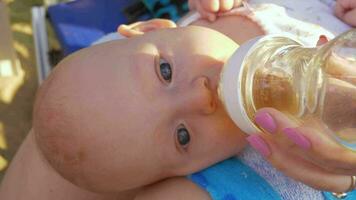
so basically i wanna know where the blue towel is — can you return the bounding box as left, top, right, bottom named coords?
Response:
left=188, top=157, right=282, bottom=200
left=188, top=156, right=356, bottom=200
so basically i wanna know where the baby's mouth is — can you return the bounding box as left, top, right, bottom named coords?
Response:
left=206, top=64, right=224, bottom=106
left=205, top=62, right=223, bottom=92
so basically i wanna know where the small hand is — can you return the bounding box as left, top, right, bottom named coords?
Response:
left=188, top=0, right=244, bottom=21
left=335, top=0, right=356, bottom=27
left=247, top=108, right=356, bottom=193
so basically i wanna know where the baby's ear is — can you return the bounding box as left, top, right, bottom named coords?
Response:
left=118, top=19, right=177, bottom=38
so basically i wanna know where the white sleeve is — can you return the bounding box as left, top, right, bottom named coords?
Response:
left=249, top=0, right=351, bottom=35
left=91, top=32, right=126, bottom=46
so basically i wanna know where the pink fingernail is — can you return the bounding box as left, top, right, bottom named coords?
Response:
left=283, top=128, right=311, bottom=150
left=247, top=135, right=271, bottom=157
left=319, top=35, right=328, bottom=43
left=255, top=112, right=277, bottom=134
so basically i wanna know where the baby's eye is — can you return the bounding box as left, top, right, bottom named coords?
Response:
left=176, top=126, right=190, bottom=148
left=159, top=58, right=172, bottom=82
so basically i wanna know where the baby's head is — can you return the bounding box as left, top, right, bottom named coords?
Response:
left=33, top=22, right=247, bottom=194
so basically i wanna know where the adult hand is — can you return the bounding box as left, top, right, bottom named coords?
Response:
left=335, top=0, right=356, bottom=27
left=188, top=0, right=244, bottom=21
left=247, top=107, right=356, bottom=193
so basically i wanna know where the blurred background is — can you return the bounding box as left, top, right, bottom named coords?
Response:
left=0, top=0, right=48, bottom=181
left=0, top=0, right=188, bottom=182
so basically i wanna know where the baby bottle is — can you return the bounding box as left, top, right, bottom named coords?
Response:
left=219, top=29, right=356, bottom=150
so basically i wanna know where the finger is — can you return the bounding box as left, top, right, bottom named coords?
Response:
left=258, top=108, right=356, bottom=172
left=292, top=126, right=356, bottom=174
left=195, top=1, right=217, bottom=21
left=219, top=0, right=234, bottom=12
left=334, top=0, right=356, bottom=23
left=254, top=108, right=301, bottom=150
left=233, top=0, right=244, bottom=7
left=334, top=1, right=346, bottom=19
left=188, top=0, right=196, bottom=10
left=256, top=108, right=356, bottom=174
left=338, top=0, right=356, bottom=10
left=247, top=134, right=351, bottom=193
left=200, top=0, right=220, bottom=12
left=343, top=9, right=356, bottom=27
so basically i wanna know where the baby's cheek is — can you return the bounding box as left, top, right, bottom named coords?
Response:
left=35, top=122, right=96, bottom=191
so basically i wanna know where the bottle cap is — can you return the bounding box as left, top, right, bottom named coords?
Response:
left=219, top=36, right=262, bottom=134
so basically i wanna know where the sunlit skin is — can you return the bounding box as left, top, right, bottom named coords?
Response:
left=0, top=15, right=264, bottom=199
left=33, top=26, right=249, bottom=193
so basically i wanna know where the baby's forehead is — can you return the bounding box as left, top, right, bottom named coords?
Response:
left=137, top=26, right=210, bottom=43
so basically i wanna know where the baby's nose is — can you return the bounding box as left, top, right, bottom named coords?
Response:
left=181, top=76, right=217, bottom=115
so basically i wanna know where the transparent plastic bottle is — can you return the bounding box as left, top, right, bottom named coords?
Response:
left=219, top=29, right=356, bottom=150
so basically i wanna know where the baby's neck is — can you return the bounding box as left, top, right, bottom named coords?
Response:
left=191, top=14, right=265, bottom=44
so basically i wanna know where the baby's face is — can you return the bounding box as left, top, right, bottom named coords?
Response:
left=34, top=26, right=247, bottom=193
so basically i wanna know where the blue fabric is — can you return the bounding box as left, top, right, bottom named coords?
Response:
left=48, top=0, right=189, bottom=55
left=188, top=157, right=282, bottom=200
left=239, top=147, right=324, bottom=200
left=188, top=156, right=356, bottom=200
left=142, top=0, right=189, bottom=21
left=323, top=191, right=356, bottom=200
left=48, top=0, right=134, bottom=55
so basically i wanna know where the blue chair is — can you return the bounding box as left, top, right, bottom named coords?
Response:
left=47, top=0, right=139, bottom=55
left=48, top=0, right=188, bottom=55
left=32, top=0, right=188, bottom=83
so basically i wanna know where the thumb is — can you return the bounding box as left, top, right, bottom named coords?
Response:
left=247, top=134, right=351, bottom=193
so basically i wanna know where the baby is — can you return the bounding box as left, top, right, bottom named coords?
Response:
left=0, top=0, right=355, bottom=199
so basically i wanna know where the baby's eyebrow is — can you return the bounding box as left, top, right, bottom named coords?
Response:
left=129, top=52, right=159, bottom=95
